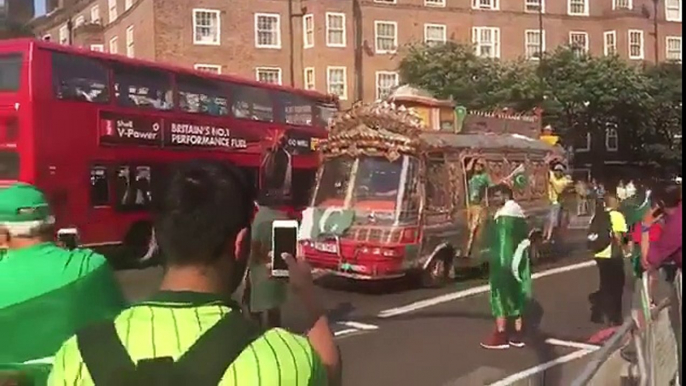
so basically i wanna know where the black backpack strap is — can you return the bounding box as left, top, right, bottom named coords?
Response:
left=176, top=311, right=264, bottom=385
left=77, top=321, right=136, bottom=385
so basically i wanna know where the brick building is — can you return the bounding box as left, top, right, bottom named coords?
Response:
left=29, top=0, right=683, bottom=108
left=1, top=0, right=35, bottom=25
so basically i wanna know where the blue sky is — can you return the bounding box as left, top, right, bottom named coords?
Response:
left=34, top=0, right=45, bottom=16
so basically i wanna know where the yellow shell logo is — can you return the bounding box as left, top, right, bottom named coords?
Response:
left=310, top=138, right=320, bottom=150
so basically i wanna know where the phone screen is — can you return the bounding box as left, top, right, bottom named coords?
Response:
left=273, top=226, right=297, bottom=271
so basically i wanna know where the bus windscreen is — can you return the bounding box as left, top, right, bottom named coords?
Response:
left=0, top=150, right=19, bottom=180
left=0, top=54, right=22, bottom=92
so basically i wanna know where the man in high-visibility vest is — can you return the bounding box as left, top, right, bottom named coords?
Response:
left=49, top=160, right=341, bottom=386
left=0, top=183, right=124, bottom=384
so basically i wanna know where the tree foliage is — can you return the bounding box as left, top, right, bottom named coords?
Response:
left=398, top=42, right=682, bottom=171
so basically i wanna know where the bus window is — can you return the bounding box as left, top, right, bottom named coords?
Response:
left=231, top=84, right=274, bottom=122
left=177, top=74, right=229, bottom=116
left=291, top=168, right=316, bottom=207
left=113, top=66, right=173, bottom=110
left=114, top=165, right=153, bottom=210
left=90, top=166, right=110, bottom=206
left=0, top=150, right=19, bottom=180
left=275, top=91, right=314, bottom=126
left=0, top=54, right=22, bottom=92
left=315, top=103, right=337, bottom=129
left=51, top=52, right=109, bottom=103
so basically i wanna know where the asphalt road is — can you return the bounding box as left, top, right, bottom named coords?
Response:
left=115, top=231, right=608, bottom=386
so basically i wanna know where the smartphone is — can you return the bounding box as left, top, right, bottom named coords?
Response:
left=271, top=220, right=298, bottom=278
left=57, top=228, right=79, bottom=250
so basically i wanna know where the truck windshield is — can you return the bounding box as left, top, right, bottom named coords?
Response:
left=0, top=54, right=22, bottom=92
left=0, top=150, right=19, bottom=180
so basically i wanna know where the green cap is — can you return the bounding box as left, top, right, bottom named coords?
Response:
left=0, top=183, right=52, bottom=223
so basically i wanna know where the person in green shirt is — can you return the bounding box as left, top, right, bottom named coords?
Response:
left=0, top=183, right=124, bottom=384
left=466, top=159, right=494, bottom=257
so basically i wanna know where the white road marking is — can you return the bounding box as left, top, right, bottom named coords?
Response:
left=338, top=321, right=379, bottom=330
left=378, top=260, right=596, bottom=318
left=488, top=349, right=596, bottom=386
left=544, top=338, right=601, bottom=351
left=334, top=328, right=359, bottom=337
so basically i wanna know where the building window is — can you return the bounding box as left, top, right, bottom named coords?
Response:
left=75, top=16, right=85, bottom=28
left=376, top=71, right=399, bottom=101
left=569, top=32, right=589, bottom=56
left=628, top=30, right=644, bottom=60
left=605, top=127, right=619, bottom=152
left=568, top=0, right=588, bottom=15
left=424, top=24, right=447, bottom=46
left=255, top=13, right=281, bottom=49
left=666, top=36, right=682, bottom=61
left=125, top=0, right=133, bottom=11
left=59, top=25, right=69, bottom=45
left=109, top=37, right=118, bottom=54
left=425, top=0, right=446, bottom=6
left=525, top=0, right=545, bottom=13
left=304, top=67, right=315, bottom=90
left=575, top=132, right=591, bottom=152
left=303, top=14, right=314, bottom=49
left=326, top=13, right=346, bottom=47
left=665, top=0, right=682, bottom=21
left=194, top=64, right=222, bottom=74
left=43, top=34, right=52, bottom=41
left=108, top=0, right=117, bottom=23
left=375, top=21, right=398, bottom=54
left=472, top=27, right=500, bottom=58
left=90, top=44, right=104, bottom=52
left=256, top=67, right=282, bottom=85
left=327, top=67, right=347, bottom=100
left=126, top=26, right=134, bottom=58
left=193, top=9, right=221, bottom=46
left=613, top=0, right=632, bottom=9
left=472, top=0, right=499, bottom=10
left=91, top=5, right=100, bottom=23
left=603, top=31, right=617, bottom=56
left=524, top=30, right=545, bottom=60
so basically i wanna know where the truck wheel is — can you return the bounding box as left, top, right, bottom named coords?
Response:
left=420, top=251, right=451, bottom=288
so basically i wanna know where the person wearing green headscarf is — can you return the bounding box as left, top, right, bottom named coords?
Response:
left=0, top=184, right=125, bottom=385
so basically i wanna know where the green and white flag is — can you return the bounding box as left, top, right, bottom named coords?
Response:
left=298, top=207, right=355, bottom=240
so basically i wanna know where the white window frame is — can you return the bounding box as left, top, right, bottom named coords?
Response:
left=75, top=16, right=85, bottom=28
left=254, top=13, right=282, bottom=49
left=90, top=44, right=104, bottom=52
left=91, top=5, right=100, bottom=23
left=109, top=36, right=118, bottom=54
left=375, top=71, right=399, bottom=101
left=665, top=0, right=682, bottom=22
left=567, top=0, right=589, bottom=16
left=603, top=31, right=617, bottom=56
left=472, top=27, right=501, bottom=58
left=472, top=0, right=500, bottom=10
left=424, top=23, right=447, bottom=46
left=303, top=14, right=314, bottom=49
left=126, top=26, right=134, bottom=58
left=192, top=9, right=221, bottom=46
left=108, top=0, right=117, bottom=23
left=425, top=0, right=446, bottom=7
left=326, top=12, right=346, bottom=48
left=525, top=0, right=545, bottom=13
left=524, top=29, right=545, bottom=60
left=569, top=31, right=589, bottom=55
left=194, top=64, right=222, bottom=74
left=255, top=67, right=282, bottom=85
left=125, top=0, right=133, bottom=11
left=42, top=34, right=52, bottom=41
left=612, top=0, right=632, bottom=9
left=628, top=29, right=644, bottom=60
left=304, top=67, right=315, bottom=90
left=59, top=25, right=69, bottom=45
left=666, top=36, right=682, bottom=61
left=326, top=66, right=348, bottom=101
left=605, top=127, right=619, bottom=152
left=374, top=21, right=398, bottom=54
left=575, top=132, right=591, bottom=153
left=374, top=0, right=397, bottom=3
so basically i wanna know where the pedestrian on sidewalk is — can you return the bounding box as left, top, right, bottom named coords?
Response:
left=480, top=184, right=533, bottom=350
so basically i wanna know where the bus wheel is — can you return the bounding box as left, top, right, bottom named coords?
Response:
left=421, top=251, right=451, bottom=288
left=123, top=222, right=159, bottom=268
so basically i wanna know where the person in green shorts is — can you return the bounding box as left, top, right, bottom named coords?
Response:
left=48, top=160, right=341, bottom=386
left=0, top=183, right=124, bottom=384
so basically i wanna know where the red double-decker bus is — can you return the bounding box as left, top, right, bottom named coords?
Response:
left=0, top=38, right=337, bottom=266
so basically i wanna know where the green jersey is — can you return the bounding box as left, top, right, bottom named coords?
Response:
left=469, top=173, right=493, bottom=205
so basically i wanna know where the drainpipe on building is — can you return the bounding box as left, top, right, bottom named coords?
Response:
left=287, top=0, right=295, bottom=87
left=652, top=0, right=659, bottom=63
left=353, top=0, right=363, bottom=102
left=67, top=17, right=73, bottom=45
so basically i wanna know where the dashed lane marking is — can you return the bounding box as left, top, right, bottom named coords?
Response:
left=488, top=348, right=598, bottom=386
left=544, top=338, right=601, bottom=351
left=332, top=321, right=379, bottom=339
left=378, top=260, right=596, bottom=318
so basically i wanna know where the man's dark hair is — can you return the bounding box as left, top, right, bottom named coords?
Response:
left=491, top=183, right=513, bottom=200
left=653, top=183, right=681, bottom=209
left=154, top=160, right=255, bottom=265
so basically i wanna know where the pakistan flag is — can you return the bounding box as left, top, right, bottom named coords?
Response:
left=482, top=200, right=532, bottom=318
left=299, top=207, right=355, bottom=240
